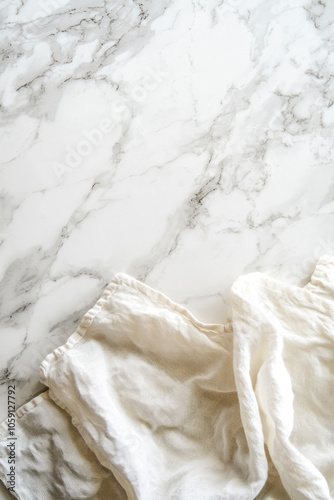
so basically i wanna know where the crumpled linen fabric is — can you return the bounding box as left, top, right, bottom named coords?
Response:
left=0, top=391, right=127, bottom=500
left=39, top=273, right=255, bottom=500
left=230, top=254, right=334, bottom=500
left=0, top=255, right=333, bottom=500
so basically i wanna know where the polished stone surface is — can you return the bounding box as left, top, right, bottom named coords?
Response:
left=0, top=1, right=334, bottom=496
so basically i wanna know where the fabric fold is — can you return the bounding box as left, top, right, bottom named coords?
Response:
left=231, top=255, right=334, bottom=500
left=0, top=256, right=333, bottom=499
left=39, top=272, right=262, bottom=500
left=0, top=390, right=127, bottom=500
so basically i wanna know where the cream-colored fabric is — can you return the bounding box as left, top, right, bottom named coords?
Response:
left=39, top=273, right=260, bottom=500
left=231, top=254, right=334, bottom=500
left=0, top=255, right=333, bottom=499
left=0, top=390, right=127, bottom=500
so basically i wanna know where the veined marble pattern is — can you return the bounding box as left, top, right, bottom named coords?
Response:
left=0, top=1, right=334, bottom=495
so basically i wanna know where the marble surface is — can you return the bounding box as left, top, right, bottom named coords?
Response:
left=0, top=0, right=334, bottom=496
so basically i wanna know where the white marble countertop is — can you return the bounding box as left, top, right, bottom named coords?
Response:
left=1, top=0, right=334, bottom=497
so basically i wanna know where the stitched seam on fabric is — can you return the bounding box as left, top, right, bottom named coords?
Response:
left=38, top=272, right=232, bottom=500
left=39, top=281, right=122, bottom=386
left=0, top=390, right=50, bottom=439
left=115, top=273, right=232, bottom=332
left=115, top=275, right=230, bottom=338
left=47, top=388, right=138, bottom=500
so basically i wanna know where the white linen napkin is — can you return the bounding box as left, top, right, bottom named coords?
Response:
left=231, top=254, right=334, bottom=500
left=0, top=255, right=333, bottom=499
